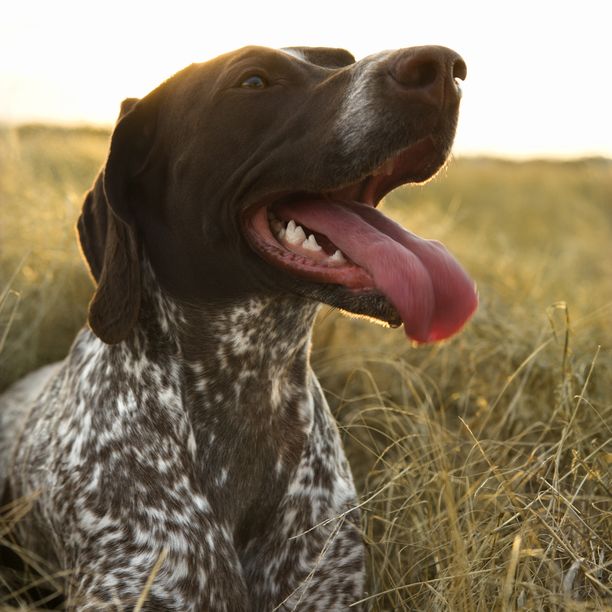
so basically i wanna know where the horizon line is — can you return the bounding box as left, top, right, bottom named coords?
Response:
left=2, top=120, right=611, bottom=163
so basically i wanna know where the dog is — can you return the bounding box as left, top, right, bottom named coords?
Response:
left=0, top=45, right=477, bottom=610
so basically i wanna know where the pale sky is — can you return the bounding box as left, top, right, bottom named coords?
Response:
left=1, top=0, right=611, bottom=158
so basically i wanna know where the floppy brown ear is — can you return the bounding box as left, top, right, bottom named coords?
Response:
left=77, top=95, right=159, bottom=344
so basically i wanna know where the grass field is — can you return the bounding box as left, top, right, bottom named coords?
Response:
left=1, top=124, right=611, bottom=610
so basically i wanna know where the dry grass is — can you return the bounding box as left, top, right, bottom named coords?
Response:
left=1, top=125, right=611, bottom=610
left=313, top=306, right=611, bottom=610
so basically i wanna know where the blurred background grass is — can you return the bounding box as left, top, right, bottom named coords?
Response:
left=1, top=125, right=611, bottom=609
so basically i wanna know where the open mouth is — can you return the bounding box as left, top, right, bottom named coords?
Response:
left=243, top=137, right=478, bottom=343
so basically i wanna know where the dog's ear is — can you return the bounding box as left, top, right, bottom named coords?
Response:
left=284, top=47, right=356, bottom=68
left=77, top=93, right=161, bottom=344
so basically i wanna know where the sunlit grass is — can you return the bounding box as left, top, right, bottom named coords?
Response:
left=1, top=125, right=611, bottom=609
left=313, top=303, right=611, bottom=609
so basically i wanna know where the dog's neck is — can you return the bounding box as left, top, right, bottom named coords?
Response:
left=71, top=263, right=322, bottom=532
left=110, top=262, right=322, bottom=529
left=131, top=261, right=321, bottom=416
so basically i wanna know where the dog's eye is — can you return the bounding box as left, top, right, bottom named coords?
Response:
left=240, top=74, right=268, bottom=89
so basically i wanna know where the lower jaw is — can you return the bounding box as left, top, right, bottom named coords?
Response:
left=299, top=282, right=402, bottom=328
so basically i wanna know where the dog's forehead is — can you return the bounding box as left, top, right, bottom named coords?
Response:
left=206, top=45, right=356, bottom=72
left=281, top=46, right=356, bottom=68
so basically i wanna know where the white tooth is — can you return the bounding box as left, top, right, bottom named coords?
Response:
left=270, top=219, right=286, bottom=241
left=328, top=249, right=346, bottom=264
left=284, top=219, right=297, bottom=243
left=302, top=234, right=322, bottom=252
left=286, top=223, right=306, bottom=245
left=294, top=226, right=306, bottom=243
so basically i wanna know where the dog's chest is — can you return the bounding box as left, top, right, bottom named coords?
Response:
left=182, top=341, right=317, bottom=534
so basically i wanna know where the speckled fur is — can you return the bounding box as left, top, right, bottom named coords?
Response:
left=1, top=261, right=364, bottom=610
left=1, top=42, right=465, bottom=610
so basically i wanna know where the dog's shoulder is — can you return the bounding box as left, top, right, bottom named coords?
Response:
left=0, top=361, right=64, bottom=494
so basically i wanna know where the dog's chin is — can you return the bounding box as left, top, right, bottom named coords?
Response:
left=293, top=282, right=403, bottom=328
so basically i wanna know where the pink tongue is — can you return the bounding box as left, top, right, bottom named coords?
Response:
left=280, top=200, right=478, bottom=343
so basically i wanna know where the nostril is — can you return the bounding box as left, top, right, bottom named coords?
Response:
left=453, top=58, right=467, bottom=81
left=388, top=46, right=467, bottom=108
left=392, top=56, right=440, bottom=89
left=405, top=60, right=438, bottom=89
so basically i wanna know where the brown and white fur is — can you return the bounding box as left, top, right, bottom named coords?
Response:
left=0, top=44, right=467, bottom=610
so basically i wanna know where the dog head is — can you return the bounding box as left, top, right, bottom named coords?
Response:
left=78, top=45, right=477, bottom=344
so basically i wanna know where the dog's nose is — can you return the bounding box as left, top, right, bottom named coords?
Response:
left=388, top=46, right=467, bottom=109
